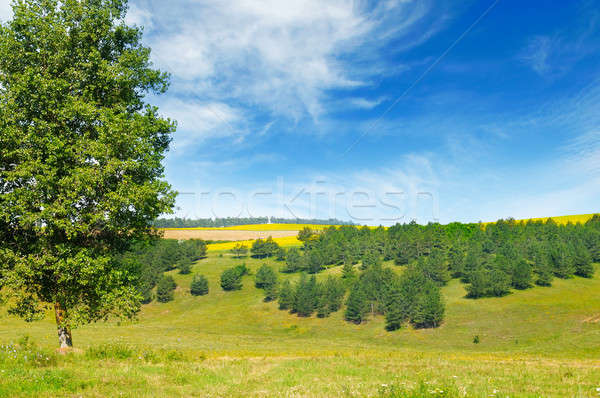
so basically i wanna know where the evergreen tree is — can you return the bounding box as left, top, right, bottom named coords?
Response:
left=156, top=275, right=176, bottom=303
left=384, top=282, right=407, bottom=331
left=294, top=275, right=318, bottom=316
left=532, top=243, right=553, bottom=286
left=190, top=275, right=209, bottom=296
left=278, top=280, right=295, bottom=310
left=465, top=268, right=489, bottom=298
left=341, top=258, right=356, bottom=280
left=316, top=276, right=345, bottom=317
left=573, top=242, right=594, bottom=278
left=360, top=249, right=381, bottom=270
left=176, top=255, right=193, bottom=274
left=550, top=242, right=575, bottom=278
left=255, top=264, right=277, bottom=288
left=511, top=259, right=532, bottom=289
left=419, top=249, right=451, bottom=286
left=282, top=248, right=302, bottom=273
left=220, top=265, right=248, bottom=291
left=488, top=267, right=511, bottom=297
left=264, top=281, right=279, bottom=302
left=344, top=283, right=368, bottom=324
left=411, top=281, right=445, bottom=328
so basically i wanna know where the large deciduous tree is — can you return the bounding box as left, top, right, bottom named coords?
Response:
left=0, top=0, right=176, bottom=349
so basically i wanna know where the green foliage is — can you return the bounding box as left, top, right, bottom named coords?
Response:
left=360, top=249, right=381, bottom=270
left=220, top=265, right=248, bottom=291
left=255, top=264, right=278, bottom=301
left=277, top=280, right=295, bottom=310
left=176, top=255, right=193, bottom=275
left=293, top=274, right=318, bottom=317
left=156, top=275, right=176, bottom=303
left=251, top=237, right=280, bottom=258
left=511, top=259, right=532, bottom=289
left=0, top=0, right=176, bottom=337
left=282, top=247, right=302, bottom=273
left=297, top=227, right=314, bottom=242
left=344, top=282, right=368, bottom=324
left=341, top=258, right=356, bottom=280
left=411, top=281, right=445, bottom=328
left=190, top=275, right=209, bottom=296
left=230, top=243, right=248, bottom=258
left=419, top=249, right=451, bottom=286
left=573, top=241, right=594, bottom=278
left=550, top=242, right=575, bottom=279
left=316, top=276, right=345, bottom=318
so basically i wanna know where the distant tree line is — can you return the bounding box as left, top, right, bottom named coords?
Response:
left=152, top=217, right=356, bottom=228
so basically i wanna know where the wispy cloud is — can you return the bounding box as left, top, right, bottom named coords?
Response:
left=519, top=11, right=599, bottom=77
left=130, top=0, right=447, bottom=144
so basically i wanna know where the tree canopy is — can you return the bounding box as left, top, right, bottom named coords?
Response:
left=0, top=0, right=175, bottom=348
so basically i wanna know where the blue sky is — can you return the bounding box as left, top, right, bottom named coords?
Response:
left=3, top=0, right=600, bottom=225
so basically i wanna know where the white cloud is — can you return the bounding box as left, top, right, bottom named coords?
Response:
left=130, top=0, right=445, bottom=135
left=520, top=35, right=555, bottom=75
left=348, top=97, right=386, bottom=109
left=159, top=99, right=243, bottom=150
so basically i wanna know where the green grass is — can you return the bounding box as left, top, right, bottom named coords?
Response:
left=1, top=253, right=600, bottom=397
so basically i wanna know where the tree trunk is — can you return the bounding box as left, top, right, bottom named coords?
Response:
left=54, top=302, right=73, bottom=349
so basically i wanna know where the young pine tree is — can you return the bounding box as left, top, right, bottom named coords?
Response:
left=255, top=264, right=277, bottom=289
left=341, top=258, right=356, bottom=280
left=550, top=242, right=576, bottom=279
left=278, top=280, right=295, bottom=310
left=573, top=242, right=594, bottom=278
left=344, top=283, right=368, bottom=324
left=511, top=259, right=532, bottom=290
left=156, top=275, right=176, bottom=303
left=411, top=281, right=445, bottom=329
left=384, top=282, right=407, bottom=331
left=190, top=275, right=209, bottom=296
left=177, top=255, right=193, bottom=275
left=294, top=275, right=318, bottom=317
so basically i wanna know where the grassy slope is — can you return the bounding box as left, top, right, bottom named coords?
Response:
left=1, top=254, right=599, bottom=396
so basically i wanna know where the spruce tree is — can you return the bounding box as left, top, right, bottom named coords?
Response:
left=384, top=283, right=407, bottom=331
left=156, top=275, right=176, bottom=303
left=573, top=242, right=594, bottom=278
left=341, top=258, right=356, bottom=280
left=278, top=280, right=295, bottom=310
left=282, top=248, right=302, bottom=273
left=295, top=275, right=318, bottom=317
left=411, top=281, right=445, bottom=328
left=190, top=275, right=209, bottom=296
left=177, top=255, right=193, bottom=275
left=550, top=242, right=575, bottom=278
left=511, top=259, right=532, bottom=289
left=344, top=283, right=368, bottom=324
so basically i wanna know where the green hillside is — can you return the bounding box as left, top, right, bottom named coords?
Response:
left=1, top=252, right=599, bottom=397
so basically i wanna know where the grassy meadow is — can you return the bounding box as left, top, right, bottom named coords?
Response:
left=1, top=251, right=599, bottom=397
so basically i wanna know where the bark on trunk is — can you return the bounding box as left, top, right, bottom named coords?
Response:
left=54, top=302, right=73, bottom=349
